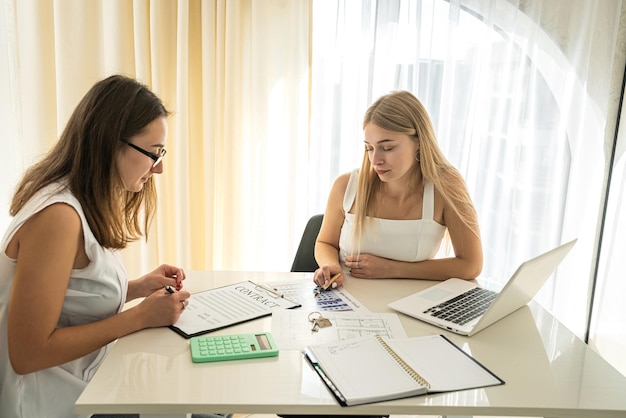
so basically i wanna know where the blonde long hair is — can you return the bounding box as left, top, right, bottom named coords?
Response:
left=353, top=90, right=479, bottom=247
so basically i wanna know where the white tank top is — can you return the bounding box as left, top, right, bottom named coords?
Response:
left=339, top=169, right=446, bottom=263
left=0, top=181, right=128, bottom=418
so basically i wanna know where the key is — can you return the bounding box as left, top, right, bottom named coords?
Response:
left=310, top=316, right=332, bottom=332
left=308, top=311, right=333, bottom=332
left=316, top=317, right=332, bottom=328
left=311, top=320, right=320, bottom=332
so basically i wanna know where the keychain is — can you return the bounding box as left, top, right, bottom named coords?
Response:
left=308, top=311, right=332, bottom=332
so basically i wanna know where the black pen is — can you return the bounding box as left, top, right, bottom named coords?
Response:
left=255, top=284, right=284, bottom=298
left=165, top=285, right=175, bottom=294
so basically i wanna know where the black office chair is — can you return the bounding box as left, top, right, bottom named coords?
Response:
left=290, top=214, right=324, bottom=272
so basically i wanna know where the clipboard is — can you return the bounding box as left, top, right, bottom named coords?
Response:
left=169, top=280, right=301, bottom=338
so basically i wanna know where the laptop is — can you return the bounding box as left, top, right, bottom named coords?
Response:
left=388, top=239, right=577, bottom=336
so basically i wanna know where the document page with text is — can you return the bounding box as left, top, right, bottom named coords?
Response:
left=169, top=280, right=300, bottom=338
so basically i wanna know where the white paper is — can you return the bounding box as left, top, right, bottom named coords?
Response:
left=306, top=334, right=503, bottom=406
left=386, top=335, right=502, bottom=392
left=306, top=336, right=428, bottom=405
left=171, top=281, right=299, bottom=336
left=271, top=309, right=407, bottom=350
left=268, top=277, right=367, bottom=312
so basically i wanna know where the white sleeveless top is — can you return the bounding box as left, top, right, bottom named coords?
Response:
left=0, top=182, right=128, bottom=418
left=339, top=169, right=446, bottom=263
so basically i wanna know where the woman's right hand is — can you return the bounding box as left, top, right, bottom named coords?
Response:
left=313, top=265, right=344, bottom=288
left=136, top=287, right=191, bottom=328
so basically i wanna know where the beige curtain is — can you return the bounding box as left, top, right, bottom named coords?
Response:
left=1, top=0, right=311, bottom=279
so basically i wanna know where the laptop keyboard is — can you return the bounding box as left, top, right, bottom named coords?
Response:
left=423, top=287, right=497, bottom=325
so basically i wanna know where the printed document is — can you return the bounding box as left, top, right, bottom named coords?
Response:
left=169, top=280, right=300, bottom=338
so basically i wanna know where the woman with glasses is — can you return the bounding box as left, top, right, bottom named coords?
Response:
left=313, top=90, right=483, bottom=289
left=0, top=75, right=212, bottom=418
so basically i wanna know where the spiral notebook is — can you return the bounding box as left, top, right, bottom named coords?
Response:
left=303, top=334, right=503, bottom=406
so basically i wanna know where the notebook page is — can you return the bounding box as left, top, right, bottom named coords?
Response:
left=308, top=336, right=428, bottom=405
left=384, top=335, right=502, bottom=392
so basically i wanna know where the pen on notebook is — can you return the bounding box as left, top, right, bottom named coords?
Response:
left=315, top=273, right=342, bottom=297
left=165, top=285, right=175, bottom=294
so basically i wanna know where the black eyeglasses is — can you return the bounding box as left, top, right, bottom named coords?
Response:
left=122, top=140, right=166, bottom=168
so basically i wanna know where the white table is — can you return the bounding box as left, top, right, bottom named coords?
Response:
left=76, top=271, right=626, bottom=417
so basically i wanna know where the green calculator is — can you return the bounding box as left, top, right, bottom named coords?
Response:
left=190, top=332, right=279, bottom=363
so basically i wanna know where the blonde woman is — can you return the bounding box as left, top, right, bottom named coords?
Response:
left=314, top=91, right=483, bottom=289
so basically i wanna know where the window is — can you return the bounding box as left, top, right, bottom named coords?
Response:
left=310, top=0, right=618, bottom=345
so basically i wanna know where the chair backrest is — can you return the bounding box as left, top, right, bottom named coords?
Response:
left=290, top=214, right=324, bottom=272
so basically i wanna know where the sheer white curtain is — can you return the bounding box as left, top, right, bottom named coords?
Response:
left=309, top=0, right=625, bottom=364
left=591, top=95, right=626, bottom=375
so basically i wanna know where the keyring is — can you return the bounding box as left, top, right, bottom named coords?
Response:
left=308, top=311, right=322, bottom=323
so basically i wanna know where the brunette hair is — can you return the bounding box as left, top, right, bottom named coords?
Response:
left=10, top=74, right=170, bottom=248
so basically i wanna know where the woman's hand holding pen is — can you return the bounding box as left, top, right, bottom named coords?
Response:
left=153, top=263, right=186, bottom=290
left=131, top=264, right=186, bottom=299
left=136, top=284, right=191, bottom=328
left=313, top=265, right=344, bottom=288
left=126, top=263, right=190, bottom=326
